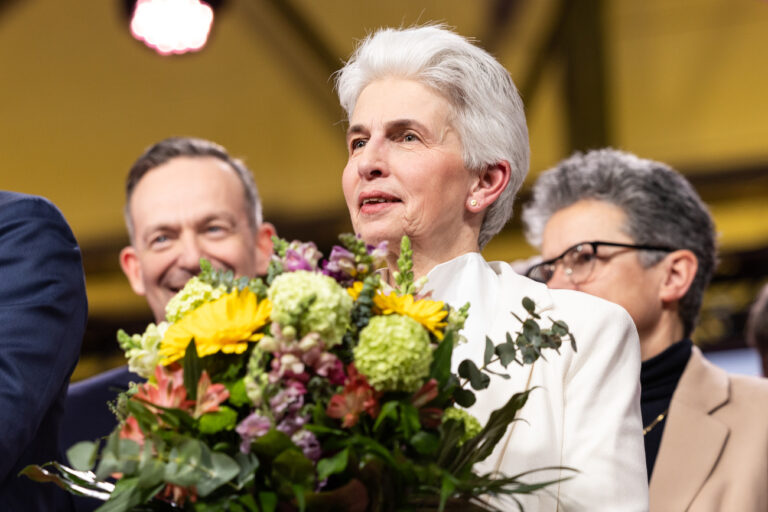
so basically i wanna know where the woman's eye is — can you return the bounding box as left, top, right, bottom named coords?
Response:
left=403, top=133, right=417, bottom=142
left=574, top=252, right=595, bottom=265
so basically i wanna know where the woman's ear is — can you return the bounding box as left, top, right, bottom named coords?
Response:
left=659, top=249, right=698, bottom=303
left=467, top=160, right=511, bottom=212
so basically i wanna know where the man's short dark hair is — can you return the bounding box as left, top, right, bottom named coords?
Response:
left=125, top=136, right=263, bottom=239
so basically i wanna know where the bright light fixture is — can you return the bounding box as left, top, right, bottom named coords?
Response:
left=130, top=0, right=214, bottom=56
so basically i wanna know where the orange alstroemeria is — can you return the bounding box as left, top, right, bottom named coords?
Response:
left=326, top=364, right=380, bottom=428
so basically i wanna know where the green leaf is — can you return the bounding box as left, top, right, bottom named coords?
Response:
left=522, top=296, right=536, bottom=314
left=458, top=359, right=490, bottom=391
left=522, top=319, right=541, bottom=340
left=316, top=448, right=349, bottom=481
left=410, top=431, right=439, bottom=456
left=67, top=441, right=98, bottom=471
left=439, top=472, right=457, bottom=511
left=95, top=434, right=141, bottom=480
left=198, top=406, right=238, bottom=434
left=93, top=476, right=162, bottom=512
left=483, top=336, right=494, bottom=366
left=429, top=332, right=454, bottom=387
left=196, top=451, right=240, bottom=497
left=258, top=491, right=278, bottom=512
left=495, top=342, right=517, bottom=368
left=164, top=439, right=204, bottom=487
left=291, top=484, right=307, bottom=512
left=227, top=378, right=250, bottom=407
left=399, top=403, right=421, bottom=438
left=233, top=452, right=260, bottom=489
left=250, top=429, right=295, bottom=464
left=453, top=388, right=476, bottom=408
left=183, top=340, right=203, bottom=401
left=272, top=449, right=315, bottom=487
left=373, top=401, right=399, bottom=433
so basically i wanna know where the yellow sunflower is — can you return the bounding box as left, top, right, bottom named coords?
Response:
left=373, top=292, right=448, bottom=339
left=159, top=288, right=272, bottom=365
left=348, top=281, right=448, bottom=339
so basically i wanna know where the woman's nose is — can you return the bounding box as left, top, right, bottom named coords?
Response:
left=357, top=138, right=389, bottom=180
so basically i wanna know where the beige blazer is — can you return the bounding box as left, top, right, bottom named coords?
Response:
left=650, top=346, right=768, bottom=511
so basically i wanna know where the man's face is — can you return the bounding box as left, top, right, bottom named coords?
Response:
left=120, top=156, right=274, bottom=322
left=540, top=199, right=667, bottom=341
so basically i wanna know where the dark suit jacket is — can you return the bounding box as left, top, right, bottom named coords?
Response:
left=61, top=365, right=142, bottom=512
left=0, top=192, right=87, bottom=511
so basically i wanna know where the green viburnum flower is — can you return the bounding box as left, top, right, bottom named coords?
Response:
left=244, top=346, right=269, bottom=406
left=443, top=407, right=482, bottom=445
left=354, top=314, right=432, bottom=392
left=164, top=276, right=226, bottom=323
left=268, top=270, right=353, bottom=347
left=117, top=321, right=168, bottom=379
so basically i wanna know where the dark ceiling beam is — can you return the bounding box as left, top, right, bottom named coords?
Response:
left=240, top=0, right=343, bottom=122
left=561, top=0, right=611, bottom=152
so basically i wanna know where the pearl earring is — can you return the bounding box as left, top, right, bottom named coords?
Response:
left=470, top=199, right=478, bottom=207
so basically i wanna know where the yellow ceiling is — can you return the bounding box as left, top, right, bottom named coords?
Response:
left=2, top=0, right=768, bottom=317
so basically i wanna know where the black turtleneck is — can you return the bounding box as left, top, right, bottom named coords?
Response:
left=640, top=338, right=692, bottom=480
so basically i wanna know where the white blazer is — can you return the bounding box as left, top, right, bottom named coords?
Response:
left=424, top=253, right=648, bottom=511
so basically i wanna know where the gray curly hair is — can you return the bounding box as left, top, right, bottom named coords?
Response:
left=335, top=25, right=529, bottom=248
left=522, top=148, right=717, bottom=338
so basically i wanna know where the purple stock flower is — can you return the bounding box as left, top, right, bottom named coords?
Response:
left=235, top=412, right=272, bottom=453
left=282, top=241, right=322, bottom=271
left=292, top=429, right=322, bottom=462
left=322, top=246, right=357, bottom=285
left=269, top=380, right=306, bottom=419
left=276, top=413, right=308, bottom=437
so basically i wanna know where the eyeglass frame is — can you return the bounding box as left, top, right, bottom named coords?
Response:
left=524, top=240, right=677, bottom=285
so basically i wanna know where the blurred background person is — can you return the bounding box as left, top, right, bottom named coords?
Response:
left=0, top=192, right=87, bottom=511
left=523, top=148, right=768, bottom=511
left=336, top=25, right=647, bottom=510
left=746, top=282, right=768, bottom=377
left=61, top=137, right=275, bottom=511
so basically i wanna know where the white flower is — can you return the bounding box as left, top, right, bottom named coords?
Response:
left=123, top=322, right=168, bottom=379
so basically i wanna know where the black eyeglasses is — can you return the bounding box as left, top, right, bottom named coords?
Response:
left=525, top=241, right=676, bottom=285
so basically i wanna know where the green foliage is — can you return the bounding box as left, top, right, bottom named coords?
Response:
left=393, top=236, right=416, bottom=295
left=198, top=406, right=237, bottom=434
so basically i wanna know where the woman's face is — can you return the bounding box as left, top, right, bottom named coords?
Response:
left=342, top=78, right=476, bottom=254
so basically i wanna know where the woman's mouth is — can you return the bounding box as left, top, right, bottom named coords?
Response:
left=359, top=192, right=402, bottom=214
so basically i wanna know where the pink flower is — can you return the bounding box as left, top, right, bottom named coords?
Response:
left=135, top=364, right=195, bottom=411
left=326, top=364, right=380, bottom=428
left=119, top=416, right=145, bottom=446
left=193, top=370, right=230, bottom=418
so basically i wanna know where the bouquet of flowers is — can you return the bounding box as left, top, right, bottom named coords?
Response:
left=24, top=235, right=576, bottom=511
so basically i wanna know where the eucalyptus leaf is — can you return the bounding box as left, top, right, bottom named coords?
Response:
left=234, top=452, right=260, bottom=489
left=196, top=451, right=240, bottom=497
left=495, top=343, right=517, bottom=368
left=483, top=337, right=494, bottom=366
left=67, top=441, right=98, bottom=471
left=453, top=388, right=476, bottom=408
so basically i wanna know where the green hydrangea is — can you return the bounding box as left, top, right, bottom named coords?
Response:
left=268, top=271, right=353, bottom=347
left=164, top=276, right=226, bottom=323
left=117, top=321, right=168, bottom=379
left=443, top=407, right=482, bottom=445
left=354, top=314, right=432, bottom=392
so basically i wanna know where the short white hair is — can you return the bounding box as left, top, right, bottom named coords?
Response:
left=335, top=25, right=529, bottom=248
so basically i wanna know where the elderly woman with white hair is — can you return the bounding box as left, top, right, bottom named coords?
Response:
left=335, top=26, right=648, bottom=510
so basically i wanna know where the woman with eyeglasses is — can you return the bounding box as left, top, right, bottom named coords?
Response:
left=523, top=148, right=768, bottom=511
left=336, top=26, right=648, bottom=510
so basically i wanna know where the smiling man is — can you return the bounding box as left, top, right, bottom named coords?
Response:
left=119, top=138, right=274, bottom=321
left=523, top=148, right=768, bottom=511
left=61, top=138, right=274, bottom=510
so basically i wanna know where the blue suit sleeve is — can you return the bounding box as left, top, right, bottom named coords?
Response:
left=0, top=193, right=87, bottom=482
